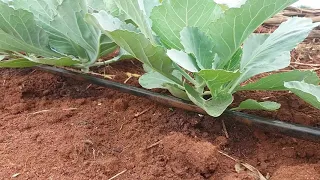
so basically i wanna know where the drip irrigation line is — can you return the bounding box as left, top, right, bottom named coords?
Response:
left=36, top=65, right=320, bottom=142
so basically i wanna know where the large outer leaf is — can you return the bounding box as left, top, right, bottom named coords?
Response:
left=241, top=18, right=319, bottom=73
left=115, top=0, right=158, bottom=42
left=104, top=0, right=127, bottom=19
left=185, top=83, right=233, bottom=117
left=215, top=0, right=247, bottom=8
left=99, top=35, right=118, bottom=57
left=87, top=0, right=107, bottom=11
left=224, top=48, right=242, bottom=71
left=140, top=0, right=160, bottom=20
left=205, top=0, right=297, bottom=68
left=165, top=84, right=190, bottom=101
left=0, top=2, right=59, bottom=57
left=108, top=30, right=176, bottom=76
left=10, top=0, right=80, bottom=56
left=0, top=57, right=78, bottom=68
left=232, top=99, right=281, bottom=111
left=1, top=0, right=12, bottom=3
left=49, top=0, right=101, bottom=61
left=139, top=71, right=178, bottom=89
left=180, top=27, right=215, bottom=69
left=12, top=0, right=60, bottom=22
left=32, top=57, right=79, bottom=66
left=284, top=81, right=320, bottom=109
left=241, top=51, right=291, bottom=83
left=86, top=0, right=119, bottom=58
left=12, top=0, right=107, bottom=62
left=238, top=18, right=319, bottom=83
left=0, top=58, right=38, bottom=68
left=151, top=0, right=223, bottom=49
left=86, top=11, right=181, bottom=85
left=238, top=70, right=320, bottom=91
left=139, top=70, right=189, bottom=100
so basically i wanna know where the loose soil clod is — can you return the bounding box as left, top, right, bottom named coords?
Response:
left=271, top=165, right=320, bottom=180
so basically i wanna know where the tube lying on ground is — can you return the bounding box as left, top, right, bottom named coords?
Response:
left=37, top=65, right=320, bottom=142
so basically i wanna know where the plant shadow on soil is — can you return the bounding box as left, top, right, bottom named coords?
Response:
left=0, top=58, right=320, bottom=180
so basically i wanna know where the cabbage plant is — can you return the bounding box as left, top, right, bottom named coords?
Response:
left=0, top=0, right=132, bottom=70
left=86, top=0, right=320, bottom=117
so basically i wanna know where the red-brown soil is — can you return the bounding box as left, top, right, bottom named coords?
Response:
left=0, top=55, right=320, bottom=179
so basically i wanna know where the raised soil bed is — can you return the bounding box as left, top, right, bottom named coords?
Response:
left=0, top=54, right=320, bottom=179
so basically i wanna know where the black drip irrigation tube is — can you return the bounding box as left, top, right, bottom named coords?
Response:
left=37, top=65, right=320, bottom=142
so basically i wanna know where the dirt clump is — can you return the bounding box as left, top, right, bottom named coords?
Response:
left=271, top=164, right=320, bottom=180
left=112, top=98, right=129, bottom=112
left=222, top=172, right=256, bottom=180
left=161, top=132, right=219, bottom=178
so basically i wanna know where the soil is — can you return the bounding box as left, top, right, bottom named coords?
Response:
left=0, top=57, right=320, bottom=180
left=1, top=29, right=320, bottom=179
